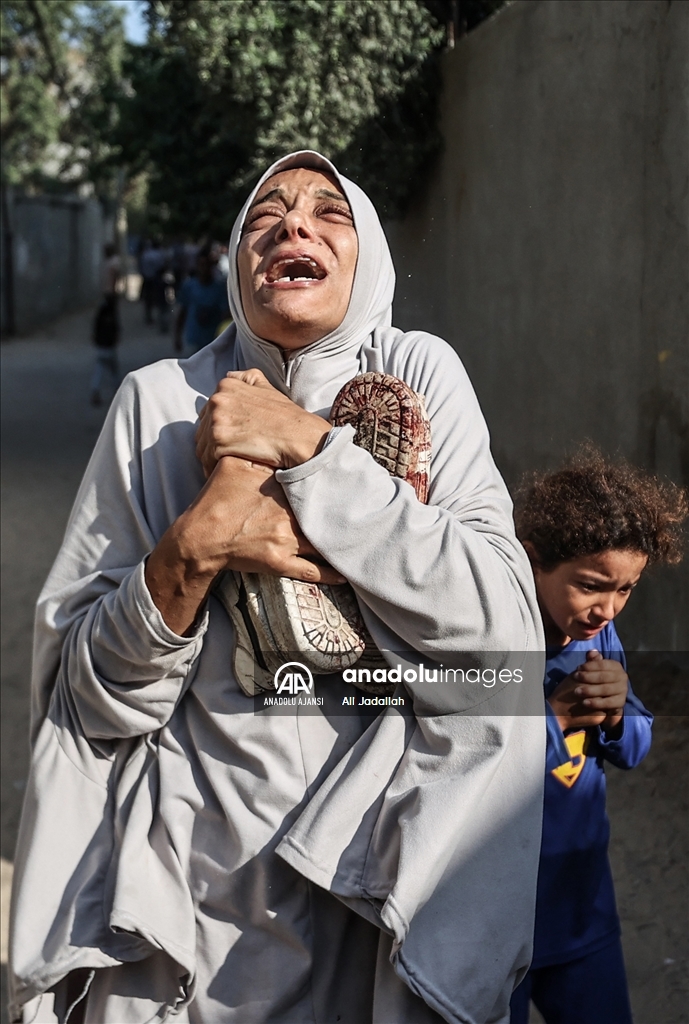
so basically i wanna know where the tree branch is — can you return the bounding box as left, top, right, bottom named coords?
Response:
left=26, top=0, right=69, bottom=100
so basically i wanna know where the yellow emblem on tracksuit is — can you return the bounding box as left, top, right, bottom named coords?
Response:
left=551, top=730, right=589, bottom=788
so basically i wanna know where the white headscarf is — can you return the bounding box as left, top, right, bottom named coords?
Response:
left=227, top=151, right=396, bottom=412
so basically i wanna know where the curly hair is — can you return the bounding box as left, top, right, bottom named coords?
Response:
left=514, top=446, right=687, bottom=571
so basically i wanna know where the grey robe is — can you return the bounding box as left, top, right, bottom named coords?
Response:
left=9, top=152, right=545, bottom=1024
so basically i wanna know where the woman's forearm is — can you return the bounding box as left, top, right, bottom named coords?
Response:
left=145, top=456, right=345, bottom=636
left=145, top=514, right=223, bottom=637
left=277, top=433, right=533, bottom=654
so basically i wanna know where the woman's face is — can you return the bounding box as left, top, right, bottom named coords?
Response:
left=237, top=167, right=359, bottom=350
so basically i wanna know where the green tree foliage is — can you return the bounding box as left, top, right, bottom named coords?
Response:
left=66, top=1, right=128, bottom=197
left=1, top=0, right=125, bottom=194
left=118, top=0, right=445, bottom=235
left=1, top=0, right=72, bottom=186
left=2, top=1, right=505, bottom=231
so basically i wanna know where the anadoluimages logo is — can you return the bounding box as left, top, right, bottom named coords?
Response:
left=274, top=662, right=314, bottom=696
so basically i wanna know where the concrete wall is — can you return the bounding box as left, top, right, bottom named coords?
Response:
left=387, top=0, right=688, bottom=650
left=1, top=191, right=104, bottom=336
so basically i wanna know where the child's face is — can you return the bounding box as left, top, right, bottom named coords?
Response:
left=531, top=549, right=648, bottom=646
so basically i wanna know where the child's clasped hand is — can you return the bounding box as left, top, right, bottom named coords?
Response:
left=548, top=649, right=627, bottom=733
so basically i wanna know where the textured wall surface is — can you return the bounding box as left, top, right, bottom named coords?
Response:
left=387, top=0, right=688, bottom=650
left=1, top=193, right=103, bottom=336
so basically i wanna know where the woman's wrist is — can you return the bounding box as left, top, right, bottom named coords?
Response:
left=170, top=509, right=231, bottom=578
left=145, top=517, right=224, bottom=635
left=282, top=413, right=332, bottom=468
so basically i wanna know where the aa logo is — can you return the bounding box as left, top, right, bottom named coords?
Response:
left=274, top=662, right=314, bottom=696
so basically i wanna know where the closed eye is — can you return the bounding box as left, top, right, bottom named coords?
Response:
left=314, top=202, right=353, bottom=222
left=244, top=205, right=285, bottom=230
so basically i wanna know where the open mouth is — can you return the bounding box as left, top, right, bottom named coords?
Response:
left=265, top=255, right=326, bottom=284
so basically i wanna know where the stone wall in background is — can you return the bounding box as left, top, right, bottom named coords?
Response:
left=387, top=0, right=688, bottom=650
left=1, top=191, right=104, bottom=337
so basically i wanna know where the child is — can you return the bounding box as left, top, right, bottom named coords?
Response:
left=511, top=448, right=687, bottom=1024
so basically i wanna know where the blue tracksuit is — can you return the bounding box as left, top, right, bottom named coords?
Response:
left=511, top=621, right=653, bottom=1024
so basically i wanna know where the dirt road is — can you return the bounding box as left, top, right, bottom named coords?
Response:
left=1, top=299, right=686, bottom=1023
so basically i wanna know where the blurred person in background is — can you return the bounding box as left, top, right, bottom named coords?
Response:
left=184, top=237, right=200, bottom=277
left=174, top=244, right=230, bottom=355
left=102, top=241, right=121, bottom=297
left=90, top=242, right=122, bottom=407
left=171, top=237, right=188, bottom=290
left=139, top=238, right=164, bottom=325
left=214, top=242, right=230, bottom=280
left=152, top=243, right=175, bottom=335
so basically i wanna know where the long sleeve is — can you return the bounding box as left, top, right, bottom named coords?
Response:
left=596, top=686, right=653, bottom=770
left=277, top=331, right=540, bottom=669
left=32, top=364, right=208, bottom=743
left=56, top=560, right=207, bottom=740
